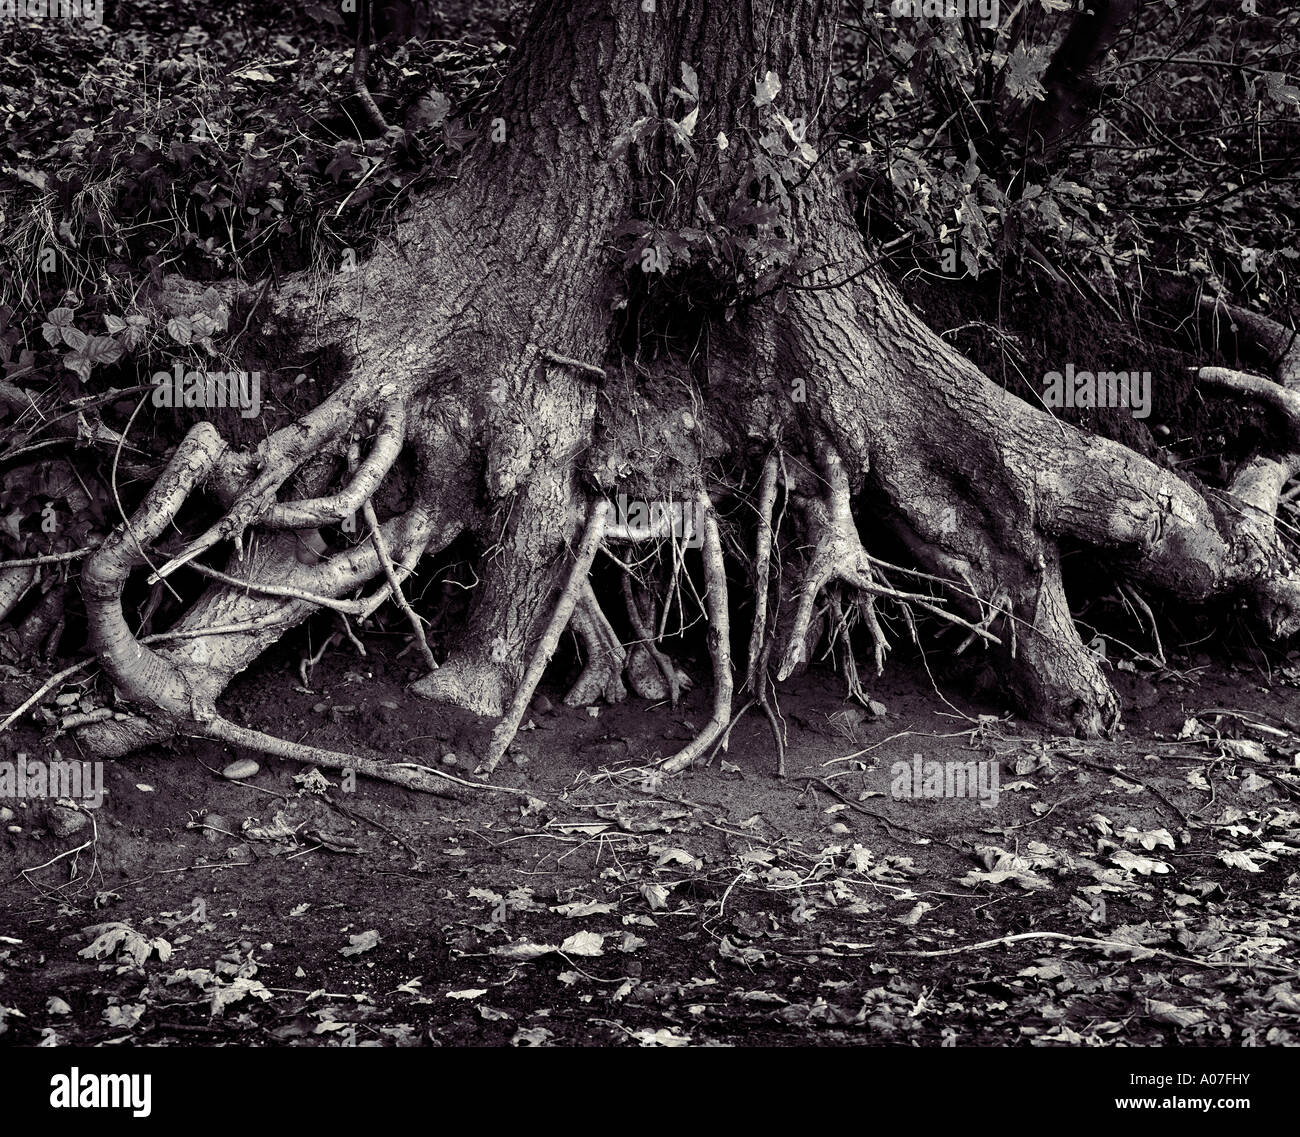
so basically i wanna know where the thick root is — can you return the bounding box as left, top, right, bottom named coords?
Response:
left=563, top=584, right=628, bottom=707
left=659, top=493, right=732, bottom=775
left=483, top=500, right=611, bottom=772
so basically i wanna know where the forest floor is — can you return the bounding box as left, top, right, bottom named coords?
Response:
left=2, top=638, right=1299, bottom=1048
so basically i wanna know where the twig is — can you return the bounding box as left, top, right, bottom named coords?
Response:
left=181, top=561, right=365, bottom=614
left=0, top=548, right=94, bottom=569
left=1055, top=753, right=1191, bottom=826
left=203, top=717, right=461, bottom=797
left=386, top=762, right=546, bottom=802
left=793, top=775, right=934, bottom=839
left=888, top=931, right=1298, bottom=975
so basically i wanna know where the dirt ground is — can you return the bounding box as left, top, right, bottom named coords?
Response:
left=2, top=633, right=1299, bottom=1048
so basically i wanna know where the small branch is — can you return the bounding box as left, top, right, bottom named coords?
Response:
left=181, top=561, right=367, bottom=614
left=542, top=350, right=607, bottom=379
left=1055, top=753, right=1191, bottom=825
left=0, top=548, right=95, bottom=569
left=386, top=762, right=546, bottom=802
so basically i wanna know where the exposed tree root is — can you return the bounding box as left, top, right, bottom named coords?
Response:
left=746, top=453, right=780, bottom=694
left=152, top=389, right=404, bottom=583
left=621, top=574, right=682, bottom=705
left=659, top=493, right=732, bottom=775
left=776, top=449, right=999, bottom=684
left=363, top=499, right=437, bottom=674
left=484, top=501, right=611, bottom=773
left=0, top=564, right=37, bottom=623
left=1199, top=294, right=1300, bottom=391
left=564, top=583, right=628, bottom=707
left=204, top=718, right=460, bottom=797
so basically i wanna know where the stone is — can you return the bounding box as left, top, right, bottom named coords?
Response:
left=222, top=759, right=260, bottom=780
left=45, top=805, right=89, bottom=838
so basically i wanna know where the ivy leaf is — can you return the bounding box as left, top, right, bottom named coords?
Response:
left=122, top=314, right=149, bottom=351
left=41, top=307, right=74, bottom=347
left=408, top=89, right=451, bottom=129
left=63, top=334, right=122, bottom=382
left=754, top=70, right=782, bottom=107
left=167, top=316, right=194, bottom=344
left=679, top=61, right=698, bottom=101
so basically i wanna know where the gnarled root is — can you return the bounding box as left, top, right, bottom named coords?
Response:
left=1198, top=295, right=1300, bottom=391
left=621, top=573, right=684, bottom=705
left=72, top=392, right=478, bottom=793
left=775, top=448, right=998, bottom=685
left=564, top=583, right=628, bottom=707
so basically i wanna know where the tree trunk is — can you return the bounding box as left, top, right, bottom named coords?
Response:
left=74, top=0, right=1300, bottom=780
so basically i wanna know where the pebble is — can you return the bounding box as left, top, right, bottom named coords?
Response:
left=0, top=806, right=13, bottom=823
left=204, top=813, right=230, bottom=843
left=45, top=805, right=89, bottom=838
left=440, top=753, right=458, bottom=767
left=222, top=759, right=260, bottom=780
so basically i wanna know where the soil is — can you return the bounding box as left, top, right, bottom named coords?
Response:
left=1, top=635, right=1299, bottom=1047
